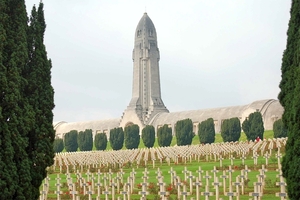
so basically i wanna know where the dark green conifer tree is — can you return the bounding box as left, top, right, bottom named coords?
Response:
left=95, top=132, right=108, bottom=150
left=26, top=3, right=55, bottom=198
left=0, top=0, right=33, bottom=199
left=175, top=118, right=194, bottom=146
left=124, top=124, right=140, bottom=149
left=0, top=1, right=54, bottom=198
left=141, top=125, right=155, bottom=148
left=64, top=130, right=78, bottom=152
left=242, top=112, right=264, bottom=141
left=278, top=1, right=300, bottom=198
left=273, top=119, right=288, bottom=138
left=198, top=118, right=215, bottom=144
left=78, top=129, right=93, bottom=151
left=221, top=117, right=241, bottom=142
left=109, top=127, right=124, bottom=150
left=157, top=124, right=173, bottom=147
left=53, top=138, right=64, bottom=153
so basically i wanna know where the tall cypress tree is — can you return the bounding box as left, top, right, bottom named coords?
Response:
left=0, top=0, right=33, bottom=199
left=175, top=118, right=194, bottom=146
left=141, top=125, right=155, bottom=148
left=109, top=127, right=124, bottom=150
left=278, top=1, right=300, bottom=199
left=124, top=124, right=140, bottom=149
left=157, top=124, right=172, bottom=147
left=25, top=2, right=55, bottom=199
left=0, top=1, right=54, bottom=198
left=198, top=118, right=215, bottom=144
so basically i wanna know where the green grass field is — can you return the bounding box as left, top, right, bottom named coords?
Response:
left=44, top=155, right=285, bottom=199
left=46, top=132, right=287, bottom=200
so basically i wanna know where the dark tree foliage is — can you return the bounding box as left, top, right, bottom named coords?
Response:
left=53, top=138, right=64, bottom=153
left=242, top=112, right=264, bottom=141
left=77, top=129, right=93, bottom=151
left=157, top=124, right=173, bottom=147
left=175, top=118, right=194, bottom=146
left=0, top=1, right=32, bottom=198
left=273, top=119, right=288, bottom=138
left=141, top=125, right=155, bottom=148
left=26, top=3, right=55, bottom=198
left=64, top=130, right=78, bottom=152
left=0, top=1, right=54, bottom=198
left=278, top=1, right=300, bottom=198
left=124, top=124, right=140, bottom=149
left=221, top=117, right=241, bottom=142
left=198, top=118, right=215, bottom=144
left=95, top=132, right=108, bottom=151
left=109, top=127, right=124, bottom=150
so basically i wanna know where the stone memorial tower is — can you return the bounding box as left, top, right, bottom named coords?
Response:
left=120, top=13, right=169, bottom=128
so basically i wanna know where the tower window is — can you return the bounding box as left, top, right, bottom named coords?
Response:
left=149, top=29, right=153, bottom=37
left=137, top=30, right=141, bottom=37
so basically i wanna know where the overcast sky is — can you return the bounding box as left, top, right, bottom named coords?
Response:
left=25, top=1, right=291, bottom=123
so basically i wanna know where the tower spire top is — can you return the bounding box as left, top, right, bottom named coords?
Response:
left=120, top=13, right=168, bottom=128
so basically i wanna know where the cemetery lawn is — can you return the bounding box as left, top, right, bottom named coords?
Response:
left=45, top=144, right=285, bottom=200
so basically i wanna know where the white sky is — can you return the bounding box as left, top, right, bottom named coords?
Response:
left=25, top=1, right=291, bottom=123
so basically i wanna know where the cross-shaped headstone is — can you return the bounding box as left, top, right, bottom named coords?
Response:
left=138, top=183, right=149, bottom=200
left=70, top=184, right=78, bottom=200
left=201, top=185, right=214, bottom=200
left=249, top=184, right=262, bottom=200
left=175, top=176, right=183, bottom=199
left=211, top=166, right=219, bottom=182
left=244, top=165, right=251, bottom=181
left=158, top=183, right=169, bottom=199
left=86, top=185, right=94, bottom=200
left=225, top=179, right=237, bottom=200
left=182, top=166, right=189, bottom=181
left=219, top=156, right=224, bottom=168
left=102, top=186, right=111, bottom=200
left=252, top=152, right=259, bottom=166
left=187, top=171, right=194, bottom=194
left=276, top=153, right=282, bottom=170
left=203, top=171, right=211, bottom=186
left=82, top=179, right=88, bottom=195
left=196, top=166, right=204, bottom=182
left=119, top=169, right=125, bottom=184
left=115, top=174, right=122, bottom=193
left=276, top=174, right=287, bottom=200
left=180, top=184, right=190, bottom=200
left=40, top=183, right=48, bottom=200
left=120, top=185, right=129, bottom=200
left=212, top=177, right=221, bottom=200
left=240, top=153, right=247, bottom=165
left=233, top=176, right=242, bottom=200
left=220, top=170, right=228, bottom=194
left=110, top=178, right=117, bottom=200
left=108, top=169, right=114, bottom=182
left=226, top=165, right=235, bottom=187
left=96, top=181, right=102, bottom=199
left=253, top=181, right=263, bottom=197
left=239, top=170, right=245, bottom=194
left=193, top=177, right=202, bottom=200
left=264, top=153, right=270, bottom=166
left=103, top=175, right=109, bottom=188
left=168, top=167, right=176, bottom=185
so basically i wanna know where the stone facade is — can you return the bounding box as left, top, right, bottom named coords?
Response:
left=54, top=13, right=284, bottom=138
left=119, top=13, right=169, bottom=129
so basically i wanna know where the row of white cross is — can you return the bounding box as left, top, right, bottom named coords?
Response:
left=54, top=138, right=287, bottom=171
left=40, top=163, right=287, bottom=200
